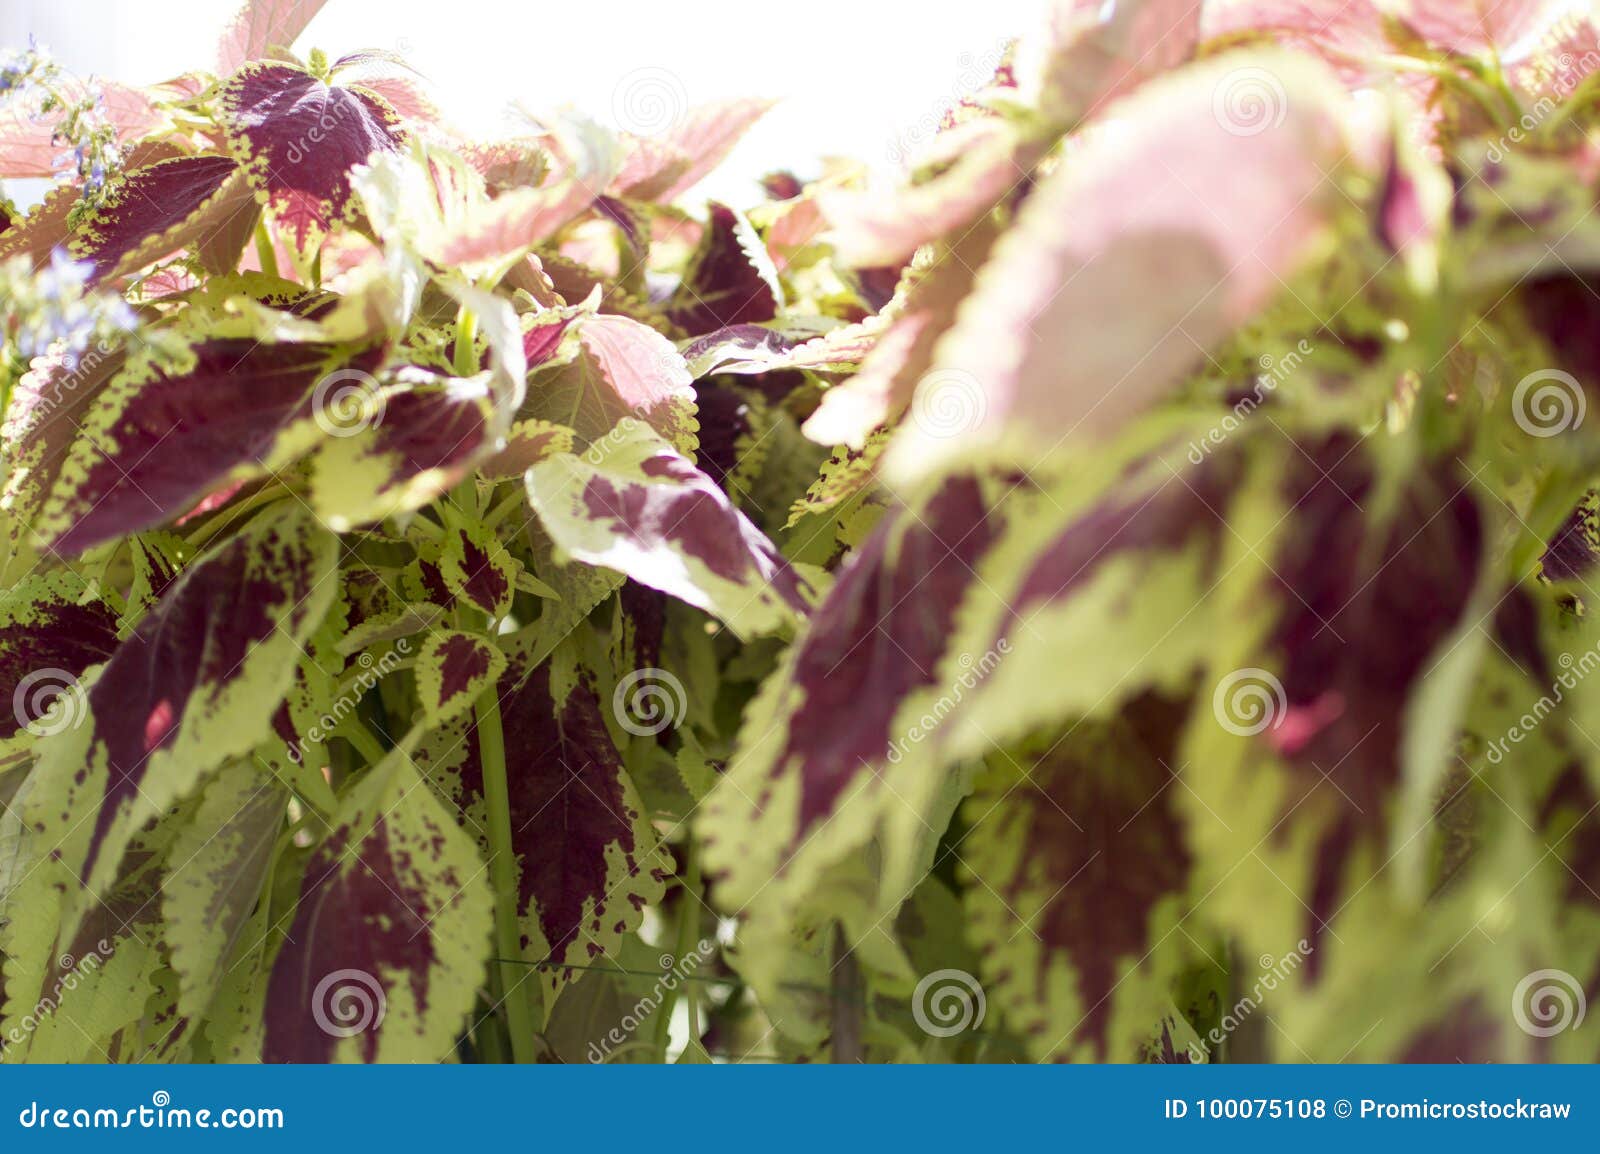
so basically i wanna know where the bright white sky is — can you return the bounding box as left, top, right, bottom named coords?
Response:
left=3, top=0, right=1047, bottom=205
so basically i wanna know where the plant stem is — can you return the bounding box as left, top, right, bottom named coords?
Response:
left=482, top=488, right=525, bottom=530
left=340, top=723, right=388, bottom=768
left=677, top=846, right=704, bottom=1053
left=475, top=1008, right=506, bottom=1065
left=475, top=685, right=539, bottom=1063
left=829, top=924, right=863, bottom=1063
left=654, top=843, right=704, bottom=1060
left=253, top=219, right=278, bottom=279
left=454, top=305, right=479, bottom=377
left=1512, top=467, right=1588, bottom=578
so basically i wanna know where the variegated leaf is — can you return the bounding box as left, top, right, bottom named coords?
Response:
left=525, top=420, right=810, bottom=638
left=21, top=505, right=338, bottom=906
left=262, top=750, right=492, bottom=1062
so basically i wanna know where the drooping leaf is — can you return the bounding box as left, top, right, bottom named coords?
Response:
left=216, top=0, right=330, bottom=75
left=963, top=697, right=1196, bottom=1061
left=352, top=143, right=555, bottom=275
left=439, top=519, right=518, bottom=619
left=0, top=184, right=81, bottom=269
left=933, top=442, right=1247, bottom=763
left=701, top=473, right=1006, bottom=911
left=496, top=113, right=625, bottom=243
left=308, top=371, right=494, bottom=530
left=0, top=573, right=118, bottom=753
left=1035, top=0, right=1203, bottom=125
left=883, top=51, right=1359, bottom=485
left=0, top=340, right=127, bottom=559
left=803, top=221, right=997, bottom=447
left=664, top=202, right=782, bottom=336
left=525, top=420, right=810, bottom=638
left=162, top=759, right=288, bottom=1020
left=479, top=417, right=575, bottom=481
left=821, top=117, right=1029, bottom=269
left=609, top=99, right=774, bottom=203
left=1183, top=435, right=1485, bottom=967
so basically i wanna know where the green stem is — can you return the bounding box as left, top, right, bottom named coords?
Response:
left=476, top=1014, right=507, bottom=1065
left=482, top=488, right=525, bottom=530
left=679, top=847, right=704, bottom=1050
left=454, top=305, right=479, bottom=377
left=254, top=219, right=279, bottom=280
left=405, top=513, right=446, bottom=540
left=1512, top=467, right=1590, bottom=578
left=338, top=722, right=388, bottom=768
left=476, top=686, right=540, bottom=1063
left=657, top=842, right=703, bottom=1059
left=186, top=483, right=288, bottom=550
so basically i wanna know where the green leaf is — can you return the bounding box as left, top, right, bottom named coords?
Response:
left=161, top=760, right=288, bottom=1021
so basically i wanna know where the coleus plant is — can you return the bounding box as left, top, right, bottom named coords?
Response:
left=2, top=0, right=1600, bottom=1067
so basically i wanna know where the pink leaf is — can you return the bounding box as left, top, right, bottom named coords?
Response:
left=216, top=0, right=330, bottom=75
left=0, top=80, right=163, bottom=180
left=610, top=99, right=774, bottom=202
left=884, top=52, right=1362, bottom=484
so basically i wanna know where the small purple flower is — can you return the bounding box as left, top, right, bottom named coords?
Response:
left=43, top=248, right=92, bottom=299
